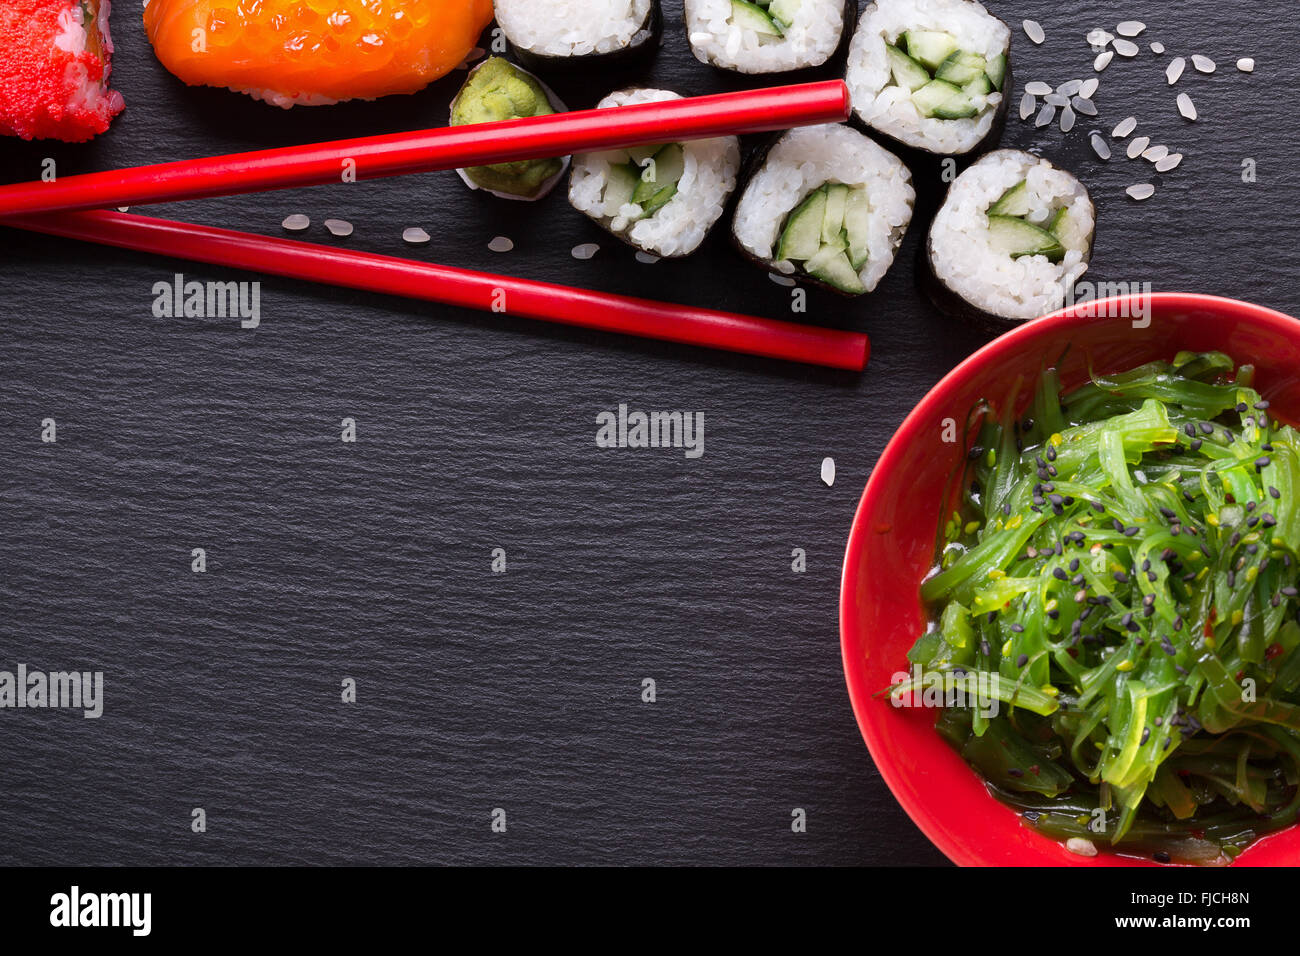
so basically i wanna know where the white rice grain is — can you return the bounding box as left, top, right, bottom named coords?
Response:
left=1237, top=58, right=1256, bottom=73
left=1086, top=29, right=1113, bottom=49
left=1057, top=80, right=1083, bottom=97
left=1072, top=97, right=1097, bottom=116
left=1020, top=92, right=1036, bottom=120
left=821, top=457, right=836, bottom=487
left=1090, top=132, right=1111, bottom=160
left=1192, top=55, right=1216, bottom=73
left=324, top=219, right=353, bottom=237
left=1025, top=81, right=1052, bottom=96
left=1094, top=50, right=1114, bottom=71
left=1045, top=93, right=1069, bottom=107
left=282, top=214, right=310, bottom=231
left=1143, top=145, right=1170, bottom=162
left=635, top=251, right=661, bottom=264
left=1167, top=57, right=1186, bottom=84
left=1156, top=152, right=1184, bottom=172
left=768, top=273, right=796, bottom=287
left=1127, top=183, right=1156, bottom=200
left=1112, top=116, right=1137, bottom=138
left=1060, top=106, right=1076, bottom=132
left=1080, top=78, right=1099, bottom=98
left=1023, top=19, right=1045, bottom=44
left=1127, top=135, right=1151, bottom=159
left=1177, top=93, right=1197, bottom=120
left=571, top=243, right=600, bottom=260
left=1150, top=41, right=1165, bottom=54
left=1116, top=21, right=1145, bottom=37
left=1035, top=104, right=1056, bottom=127
left=1112, top=38, right=1139, bottom=57
left=488, top=236, right=515, bottom=252
left=402, top=227, right=430, bottom=244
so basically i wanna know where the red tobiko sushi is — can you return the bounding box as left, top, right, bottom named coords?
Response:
left=0, top=0, right=125, bottom=142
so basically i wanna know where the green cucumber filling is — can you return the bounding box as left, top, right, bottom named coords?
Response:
left=775, top=182, right=871, bottom=295
left=897, top=353, right=1300, bottom=865
left=600, top=143, right=686, bottom=227
left=985, top=179, right=1070, bottom=263
left=885, top=30, right=1005, bottom=121
left=728, top=0, right=801, bottom=39
left=451, top=57, right=563, bottom=198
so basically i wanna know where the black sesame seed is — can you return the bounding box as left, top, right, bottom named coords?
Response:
left=1199, top=422, right=1214, bottom=435
left=1270, top=486, right=1281, bottom=500
left=1016, top=654, right=1028, bottom=667
left=1114, top=571, right=1129, bottom=583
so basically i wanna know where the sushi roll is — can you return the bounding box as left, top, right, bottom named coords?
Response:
left=683, top=0, right=855, bottom=76
left=450, top=57, right=570, bottom=201
left=0, top=0, right=124, bottom=142
left=144, top=0, right=494, bottom=107
left=845, top=0, right=1010, bottom=156
left=568, top=88, right=740, bottom=259
left=494, top=0, right=662, bottom=73
left=731, top=124, right=914, bottom=297
left=923, top=150, right=1094, bottom=328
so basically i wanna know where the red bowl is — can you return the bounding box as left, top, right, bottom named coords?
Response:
left=840, top=293, right=1300, bottom=867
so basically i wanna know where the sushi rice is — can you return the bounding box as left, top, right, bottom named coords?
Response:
left=927, top=149, right=1094, bottom=322
left=495, top=0, right=655, bottom=59
left=733, top=124, right=914, bottom=294
left=684, top=0, right=850, bottom=74
left=569, top=88, right=740, bottom=258
left=847, top=0, right=1009, bottom=154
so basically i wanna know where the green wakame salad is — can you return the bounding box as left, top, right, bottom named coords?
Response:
left=893, top=352, right=1300, bottom=865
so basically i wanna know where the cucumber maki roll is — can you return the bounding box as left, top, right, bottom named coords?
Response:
left=923, top=149, right=1095, bottom=328
left=493, top=0, right=662, bottom=73
left=450, top=57, right=569, bottom=201
left=684, top=0, right=855, bottom=76
left=846, top=0, right=1010, bottom=156
left=568, top=88, right=741, bottom=258
left=731, top=124, right=914, bottom=297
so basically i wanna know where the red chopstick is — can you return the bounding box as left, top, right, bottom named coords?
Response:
left=6, top=211, right=869, bottom=370
left=0, top=81, right=849, bottom=218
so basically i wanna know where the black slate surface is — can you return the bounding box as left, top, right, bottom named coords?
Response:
left=0, top=2, right=1297, bottom=866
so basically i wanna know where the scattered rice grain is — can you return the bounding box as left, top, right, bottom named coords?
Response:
left=1072, top=96, right=1097, bottom=116
left=1025, top=81, right=1052, bottom=96
left=1023, top=20, right=1045, bottom=44
left=1127, top=135, right=1151, bottom=159
left=1059, top=106, right=1076, bottom=132
left=1116, top=21, right=1146, bottom=37
left=570, top=243, right=600, bottom=260
left=1112, top=116, right=1138, bottom=138
left=1020, top=92, right=1036, bottom=120
left=1127, top=183, right=1156, bottom=200
left=767, top=273, right=796, bottom=287
left=1167, top=57, right=1186, bottom=84
left=1045, top=93, right=1069, bottom=107
left=1237, top=58, right=1256, bottom=73
left=1112, top=38, right=1139, bottom=57
left=1156, top=153, right=1184, bottom=172
left=324, top=218, right=353, bottom=237
left=282, top=214, right=310, bottom=231
left=821, top=456, right=836, bottom=487
left=1086, top=29, right=1113, bottom=49
left=1177, top=92, right=1197, bottom=120
left=635, top=251, right=661, bottom=265
left=1090, top=132, right=1111, bottom=160
left=1150, top=41, right=1165, bottom=54
left=1142, top=144, right=1170, bottom=162
left=1035, top=104, right=1056, bottom=128
left=488, top=236, right=514, bottom=253
left=1192, top=54, right=1216, bottom=73
left=402, top=226, right=430, bottom=244
left=1066, top=837, right=1099, bottom=857
left=1094, top=50, right=1114, bottom=71
left=1057, top=79, right=1083, bottom=97
left=1080, top=78, right=1099, bottom=98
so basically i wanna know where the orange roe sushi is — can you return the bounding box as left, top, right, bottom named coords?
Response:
left=0, top=0, right=125, bottom=142
left=143, top=0, right=495, bottom=108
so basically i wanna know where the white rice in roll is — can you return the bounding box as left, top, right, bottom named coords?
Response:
left=928, top=150, right=1094, bottom=322
left=494, top=0, right=655, bottom=58
left=569, top=88, right=741, bottom=258
left=733, top=124, right=915, bottom=294
left=846, top=0, right=1009, bottom=154
left=684, top=0, right=849, bottom=74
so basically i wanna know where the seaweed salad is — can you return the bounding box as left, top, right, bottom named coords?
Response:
left=891, top=352, right=1300, bottom=865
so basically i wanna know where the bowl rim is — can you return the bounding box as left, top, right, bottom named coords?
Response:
left=839, top=292, right=1300, bottom=867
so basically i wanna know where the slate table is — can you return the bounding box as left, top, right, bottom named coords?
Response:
left=1, top=2, right=1297, bottom=865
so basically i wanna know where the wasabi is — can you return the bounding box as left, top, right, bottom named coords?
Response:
left=450, top=57, right=568, bottom=201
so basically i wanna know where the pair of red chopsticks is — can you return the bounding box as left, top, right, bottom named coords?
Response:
left=0, top=81, right=867, bottom=370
